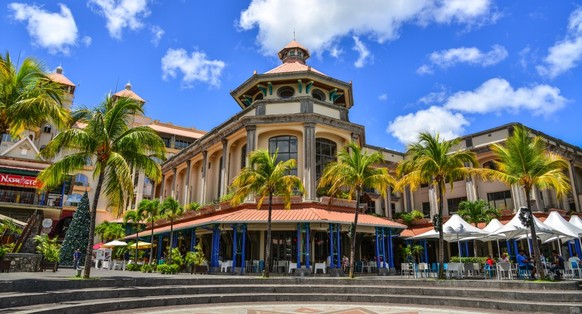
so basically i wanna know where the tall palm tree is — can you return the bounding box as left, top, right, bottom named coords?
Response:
left=0, top=52, right=69, bottom=143
left=457, top=200, right=500, bottom=227
left=397, top=132, right=478, bottom=279
left=124, top=207, right=147, bottom=263
left=318, top=142, right=395, bottom=278
left=489, top=125, right=570, bottom=279
left=38, top=95, right=166, bottom=278
left=138, top=198, right=161, bottom=263
left=230, top=149, right=303, bottom=278
left=160, top=196, right=185, bottom=264
left=95, top=221, right=125, bottom=242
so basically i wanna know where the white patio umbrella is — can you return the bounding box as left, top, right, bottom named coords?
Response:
left=127, top=241, right=155, bottom=249
left=542, top=212, right=582, bottom=256
left=102, top=240, right=128, bottom=248
left=462, top=218, right=506, bottom=258
left=409, top=214, right=489, bottom=257
left=569, top=216, right=582, bottom=231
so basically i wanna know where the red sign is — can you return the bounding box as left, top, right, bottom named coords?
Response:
left=0, top=174, right=41, bottom=188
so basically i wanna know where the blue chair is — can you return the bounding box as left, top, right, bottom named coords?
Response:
left=518, top=265, right=532, bottom=279
left=484, top=264, right=495, bottom=279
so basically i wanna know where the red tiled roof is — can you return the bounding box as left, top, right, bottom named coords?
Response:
left=114, top=89, right=145, bottom=103
left=47, top=73, right=75, bottom=86
left=126, top=207, right=406, bottom=239
left=265, top=62, right=324, bottom=75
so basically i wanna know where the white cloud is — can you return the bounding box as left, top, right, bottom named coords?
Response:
left=387, top=106, right=468, bottom=144
left=9, top=3, right=78, bottom=54
left=329, top=46, right=343, bottom=58
left=82, top=36, right=92, bottom=47
left=161, top=48, right=226, bottom=88
left=418, top=45, right=507, bottom=74
left=418, top=89, right=447, bottom=105
left=378, top=94, right=388, bottom=101
left=238, top=0, right=495, bottom=57
left=150, top=25, right=164, bottom=46
left=88, top=0, right=150, bottom=39
left=352, top=36, right=371, bottom=68
left=537, top=8, right=582, bottom=78
left=443, top=78, right=567, bottom=116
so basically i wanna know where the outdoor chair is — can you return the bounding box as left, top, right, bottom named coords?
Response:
left=288, top=262, right=297, bottom=274
left=563, top=262, right=574, bottom=279
left=517, top=265, right=532, bottom=279
left=496, top=262, right=512, bottom=280
left=314, top=262, right=326, bottom=274
left=417, top=263, right=429, bottom=278
left=446, top=263, right=464, bottom=279
left=484, top=264, right=495, bottom=279
left=220, top=260, right=232, bottom=272
left=400, top=263, right=413, bottom=278
left=463, top=263, right=475, bottom=277
left=570, top=262, right=582, bottom=279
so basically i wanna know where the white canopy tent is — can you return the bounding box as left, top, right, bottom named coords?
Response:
left=569, top=216, right=582, bottom=230
left=541, top=212, right=582, bottom=256
left=462, top=219, right=507, bottom=258
left=409, top=214, right=489, bottom=257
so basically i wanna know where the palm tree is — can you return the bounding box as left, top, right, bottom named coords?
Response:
left=457, top=200, right=500, bottom=227
left=318, top=142, right=395, bottom=278
left=0, top=52, right=69, bottom=143
left=124, top=207, right=147, bottom=263
left=160, top=196, right=185, bottom=264
left=488, top=125, right=570, bottom=279
left=138, top=199, right=161, bottom=263
left=95, top=221, right=126, bottom=242
left=397, top=132, right=478, bottom=279
left=38, top=95, right=166, bottom=278
left=230, top=149, right=303, bottom=278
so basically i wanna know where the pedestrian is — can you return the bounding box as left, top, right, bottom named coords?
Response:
left=73, top=248, right=82, bottom=270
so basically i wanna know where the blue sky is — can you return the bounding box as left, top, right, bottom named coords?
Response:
left=2, top=1, right=582, bottom=152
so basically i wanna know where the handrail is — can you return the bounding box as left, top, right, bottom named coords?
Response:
left=11, top=211, right=40, bottom=253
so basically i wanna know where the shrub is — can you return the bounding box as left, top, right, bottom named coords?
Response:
left=167, top=248, right=184, bottom=266
left=126, top=263, right=141, bottom=271
left=141, top=263, right=155, bottom=273
left=450, top=256, right=487, bottom=264
left=34, top=235, right=60, bottom=263
left=157, top=263, right=180, bottom=274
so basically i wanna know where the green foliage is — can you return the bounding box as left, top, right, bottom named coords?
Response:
left=398, top=210, right=425, bottom=226
left=161, top=197, right=185, bottom=264
left=126, top=263, right=141, bottom=271
left=166, top=247, right=184, bottom=266
left=141, top=263, right=155, bottom=273
left=450, top=256, right=487, bottom=264
left=156, top=263, right=180, bottom=274
left=0, top=246, right=7, bottom=260
left=185, top=202, right=201, bottom=211
left=138, top=199, right=161, bottom=263
left=34, top=234, right=61, bottom=263
left=59, top=192, right=90, bottom=266
left=185, top=244, right=206, bottom=267
left=219, top=191, right=234, bottom=203
left=402, top=245, right=413, bottom=262
left=0, top=219, right=22, bottom=236
left=94, top=221, right=126, bottom=243
left=457, top=200, right=500, bottom=226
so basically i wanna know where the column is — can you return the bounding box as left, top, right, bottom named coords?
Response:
left=568, top=161, right=581, bottom=212
left=171, top=168, right=177, bottom=199
left=220, top=139, right=229, bottom=197
left=245, top=125, right=256, bottom=153
left=374, top=197, right=383, bottom=215
left=200, top=151, right=208, bottom=204
left=135, top=172, right=145, bottom=206
left=304, top=122, right=316, bottom=201
left=465, top=175, right=478, bottom=202
left=184, top=160, right=191, bottom=205
left=385, top=187, right=392, bottom=219
left=159, top=174, right=165, bottom=200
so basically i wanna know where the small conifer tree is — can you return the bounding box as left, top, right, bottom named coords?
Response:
left=59, top=192, right=90, bottom=266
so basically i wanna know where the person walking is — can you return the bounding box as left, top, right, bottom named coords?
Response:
left=73, top=248, right=82, bottom=270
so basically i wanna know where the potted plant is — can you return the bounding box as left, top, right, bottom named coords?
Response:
left=185, top=244, right=206, bottom=274
left=34, top=235, right=61, bottom=272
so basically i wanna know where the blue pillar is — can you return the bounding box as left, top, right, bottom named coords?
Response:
left=568, top=241, right=573, bottom=257
left=381, top=228, right=387, bottom=268
left=172, top=231, right=178, bottom=249
left=423, top=240, right=428, bottom=263
left=506, top=240, right=511, bottom=258
left=337, top=224, right=341, bottom=266
left=241, top=224, right=247, bottom=273
left=576, top=239, right=582, bottom=257
left=296, top=223, right=301, bottom=268
left=211, top=224, right=220, bottom=268
left=190, top=228, right=196, bottom=251
left=329, top=224, right=335, bottom=268
left=305, top=223, right=311, bottom=269
left=465, top=241, right=470, bottom=257
left=232, top=224, right=238, bottom=271
left=513, top=240, right=519, bottom=259
left=388, top=229, right=394, bottom=268
left=528, top=239, right=533, bottom=255
left=157, top=234, right=163, bottom=260
left=375, top=228, right=381, bottom=270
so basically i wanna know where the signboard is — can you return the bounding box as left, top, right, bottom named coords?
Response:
left=0, top=174, right=41, bottom=188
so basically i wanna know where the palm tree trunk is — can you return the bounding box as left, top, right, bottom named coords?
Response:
left=149, top=218, right=155, bottom=263
left=168, top=218, right=174, bottom=264
left=349, top=189, right=360, bottom=278
left=264, top=193, right=273, bottom=278
left=437, top=182, right=445, bottom=279
left=526, top=188, right=544, bottom=279
left=83, top=170, right=105, bottom=278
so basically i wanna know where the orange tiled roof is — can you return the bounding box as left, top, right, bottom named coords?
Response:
left=283, top=40, right=309, bottom=51
left=47, top=72, right=75, bottom=86
left=114, top=89, right=145, bottom=103
left=126, top=208, right=405, bottom=239
left=265, top=62, right=324, bottom=75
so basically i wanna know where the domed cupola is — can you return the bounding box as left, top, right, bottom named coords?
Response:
left=278, top=40, right=310, bottom=64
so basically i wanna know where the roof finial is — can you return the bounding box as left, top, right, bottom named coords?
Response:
left=293, top=29, right=296, bottom=41
left=125, top=81, right=132, bottom=90
left=56, top=65, right=63, bottom=74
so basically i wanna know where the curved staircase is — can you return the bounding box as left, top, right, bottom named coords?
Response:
left=0, top=276, right=580, bottom=313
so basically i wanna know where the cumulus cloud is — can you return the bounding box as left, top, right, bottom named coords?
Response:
left=352, top=36, right=371, bottom=68
left=537, top=8, right=582, bottom=78
left=387, top=106, right=469, bottom=144
left=238, top=0, right=495, bottom=59
left=378, top=94, right=388, bottom=101
left=88, top=0, right=150, bottom=39
left=161, top=48, right=226, bottom=88
left=9, top=3, right=78, bottom=54
left=82, top=36, right=92, bottom=47
left=418, top=45, right=507, bottom=74
left=150, top=25, right=164, bottom=46
left=443, top=78, right=567, bottom=116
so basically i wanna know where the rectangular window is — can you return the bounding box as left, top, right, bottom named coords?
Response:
left=447, top=197, right=467, bottom=213
left=161, top=137, right=171, bottom=148
left=174, top=139, right=191, bottom=150
left=465, top=138, right=473, bottom=148
left=422, top=202, right=431, bottom=217
left=487, top=190, right=513, bottom=211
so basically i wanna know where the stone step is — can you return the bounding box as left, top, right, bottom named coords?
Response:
left=3, top=292, right=581, bottom=314
left=1, top=284, right=580, bottom=310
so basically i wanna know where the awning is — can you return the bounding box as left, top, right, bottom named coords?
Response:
left=126, top=207, right=406, bottom=239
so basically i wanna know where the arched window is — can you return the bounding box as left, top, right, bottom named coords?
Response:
left=269, top=136, right=298, bottom=175
left=277, top=86, right=295, bottom=99
left=73, top=173, right=89, bottom=187
left=312, top=89, right=325, bottom=101
left=241, top=145, right=247, bottom=169
left=315, top=138, right=337, bottom=181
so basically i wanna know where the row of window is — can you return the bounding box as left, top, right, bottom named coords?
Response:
left=253, top=87, right=327, bottom=102
left=420, top=190, right=514, bottom=216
